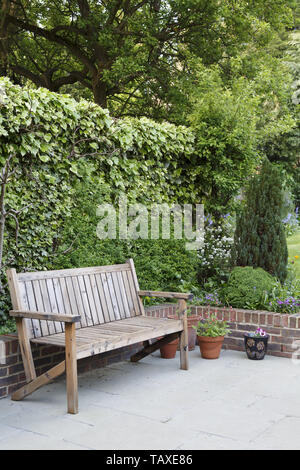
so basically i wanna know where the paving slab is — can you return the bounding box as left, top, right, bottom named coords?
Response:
left=1, top=349, right=300, bottom=450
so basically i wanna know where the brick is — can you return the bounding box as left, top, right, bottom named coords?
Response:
left=8, top=363, right=25, bottom=375
left=273, top=315, right=282, bottom=328
left=5, top=354, right=20, bottom=366
left=244, top=312, right=251, bottom=323
left=236, top=311, right=244, bottom=323
left=0, top=374, right=22, bottom=387
left=230, top=311, right=237, bottom=322
left=280, top=315, right=289, bottom=328
left=0, top=367, right=7, bottom=377
left=236, top=323, right=257, bottom=332
left=270, top=335, right=293, bottom=345
left=10, top=339, right=20, bottom=354
left=8, top=381, right=26, bottom=395
left=41, top=345, right=62, bottom=355
left=282, top=329, right=300, bottom=339
left=228, top=330, right=243, bottom=338
left=267, top=351, right=291, bottom=359
left=281, top=344, right=298, bottom=353
left=258, top=313, right=266, bottom=325
left=224, top=337, right=244, bottom=349
left=267, top=342, right=281, bottom=352
left=34, top=356, right=53, bottom=368
left=0, top=386, right=7, bottom=398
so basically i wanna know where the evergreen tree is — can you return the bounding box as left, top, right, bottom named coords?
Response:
left=231, top=159, right=288, bottom=282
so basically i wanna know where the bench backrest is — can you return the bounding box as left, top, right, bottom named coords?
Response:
left=7, top=259, right=144, bottom=339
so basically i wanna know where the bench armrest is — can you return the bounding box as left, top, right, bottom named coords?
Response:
left=138, top=290, right=193, bottom=301
left=9, top=310, right=81, bottom=324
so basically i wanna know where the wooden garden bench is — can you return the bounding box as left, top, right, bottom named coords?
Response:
left=7, top=259, right=192, bottom=414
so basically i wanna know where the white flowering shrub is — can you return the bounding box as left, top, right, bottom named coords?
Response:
left=197, top=215, right=234, bottom=289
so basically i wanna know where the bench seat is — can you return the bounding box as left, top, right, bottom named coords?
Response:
left=31, top=316, right=183, bottom=359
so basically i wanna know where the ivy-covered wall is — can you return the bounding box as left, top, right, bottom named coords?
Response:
left=0, top=77, right=258, bottom=322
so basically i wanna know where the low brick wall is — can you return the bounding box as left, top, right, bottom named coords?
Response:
left=1, top=303, right=299, bottom=399
left=191, top=305, right=300, bottom=359
left=0, top=304, right=175, bottom=399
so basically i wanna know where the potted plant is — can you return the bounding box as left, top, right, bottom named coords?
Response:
left=244, top=328, right=269, bottom=360
left=193, top=315, right=230, bottom=359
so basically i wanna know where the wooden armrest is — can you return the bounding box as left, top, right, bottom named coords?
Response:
left=138, top=291, right=193, bottom=301
left=9, top=310, right=81, bottom=324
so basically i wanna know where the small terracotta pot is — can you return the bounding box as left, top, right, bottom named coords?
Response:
left=187, top=315, right=200, bottom=351
left=160, top=337, right=179, bottom=359
left=167, top=313, right=200, bottom=352
left=197, top=335, right=224, bottom=359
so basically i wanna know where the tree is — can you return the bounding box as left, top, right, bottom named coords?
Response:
left=186, top=56, right=295, bottom=216
left=262, top=24, right=300, bottom=206
left=231, top=159, right=288, bottom=283
left=0, top=0, right=296, bottom=120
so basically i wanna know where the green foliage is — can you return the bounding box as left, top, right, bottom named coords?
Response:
left=193, top=315, right=230, bottom=338
left=0, top=78, right=202, bottom=322
left=50, top=178, right=198, bottom=304
left=186, top=58, right=295, bottom=214
left=231, top=159, right=288, bottom=282
left=1, top=0, right=296, bottom=121
left=224, top=266, right=277, bottom=310
left=260, top=277, right=300, bottom=313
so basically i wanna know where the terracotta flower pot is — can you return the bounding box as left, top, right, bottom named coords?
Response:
left=160, top=337, right=179, bottom=359
left=197, top=335, right=224, bottom=359
left=167, top=313, right=200, bottom=352
left=187, top=315, right=200, bottom=351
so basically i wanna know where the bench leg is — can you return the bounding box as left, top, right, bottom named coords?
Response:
left=65, top=323, right=78, bottom=414
left=11, top=361, right=66, bottom=401
left=178, top=300, right=189, bottom=370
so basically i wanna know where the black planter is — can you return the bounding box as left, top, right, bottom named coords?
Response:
left=244, top=333, right=269, bottom=360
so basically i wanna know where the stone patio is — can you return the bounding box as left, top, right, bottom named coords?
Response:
left=0, top=349, right=300, bottom=450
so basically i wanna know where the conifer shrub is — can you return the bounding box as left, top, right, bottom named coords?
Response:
left=231, top=159, right=288, bottom=282
left=224, top=266, right=277, bottom=309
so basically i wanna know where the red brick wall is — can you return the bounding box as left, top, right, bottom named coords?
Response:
left=191, top=306, right=300, bottom=359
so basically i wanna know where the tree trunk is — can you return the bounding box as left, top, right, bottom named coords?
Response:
left=92, top=78, right=107, bottom=108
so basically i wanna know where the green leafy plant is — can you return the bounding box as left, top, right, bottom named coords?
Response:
left=231, top=159, right=288, bottom=283
left=193, top=315, right=230, bottom=338
left=224, top=266, right=277, bottom=310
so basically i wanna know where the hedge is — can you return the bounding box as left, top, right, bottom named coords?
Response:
left=0, top=77, right=259, bottom=322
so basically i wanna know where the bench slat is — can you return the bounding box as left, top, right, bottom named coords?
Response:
left=30, top=317, right=183, bottom=359
left=18, top=281, right=35, bottom=338
left=24, top=281, right=43, bottom=338
left=17, top=264, right=131, bottom=281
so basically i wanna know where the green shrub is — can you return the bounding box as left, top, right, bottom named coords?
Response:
left=51, top=179, right=198, bottom=304
left=231, top=159, right=288, bottom=282
left=224, top=266, right=277, bottom=310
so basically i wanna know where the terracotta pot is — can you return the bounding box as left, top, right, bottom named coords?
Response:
left=187, top=315, right=200, bottom=351
left=160, top=337, right=179, bottom=359
left=167, top=313, right=200, bottom=352
left=197, top=335, right=224, bottom=359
